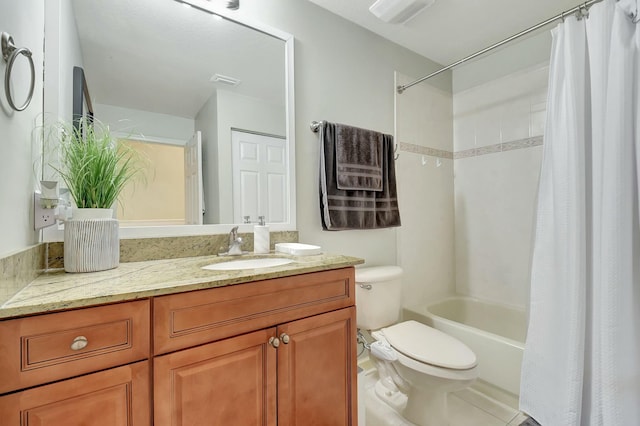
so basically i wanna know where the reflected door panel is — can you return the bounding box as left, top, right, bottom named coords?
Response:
left=232, top=131, right=287, bottom=224
left=184, top=131, right=204, bottom=225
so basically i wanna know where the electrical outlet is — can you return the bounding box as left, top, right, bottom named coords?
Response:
left=37, top=211, right=55, bottom=227
left=34, top=193, right=58, bottom=230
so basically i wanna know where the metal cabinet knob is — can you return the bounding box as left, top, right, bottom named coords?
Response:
left=269, top=336, right=280, bottom=348
left=70, top=336, right=88, bottom=351
left=280, top=333, right=290, bottom=344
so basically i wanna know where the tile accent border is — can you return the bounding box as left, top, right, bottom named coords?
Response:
left=0, top=244, right=45, bottom=306
left=45, top=231, right=299, bottom=269
left=398, top=142, right=454, bottom=159
left=454, top=136, right=543, bottom=160
left=398, top=136, right=543, bottom=161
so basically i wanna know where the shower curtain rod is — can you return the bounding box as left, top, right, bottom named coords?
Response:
left=397, top=0, right=604, bottom=94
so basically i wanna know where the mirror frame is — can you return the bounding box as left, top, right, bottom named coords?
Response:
left=43, top=0, right=296, bottom=241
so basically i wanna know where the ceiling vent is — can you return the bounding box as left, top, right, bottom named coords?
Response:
left=204, top=0, right=239, bottom=9
left=210, top=73, right=241, bottom=86
left=369, top=0, right=435, bottom=24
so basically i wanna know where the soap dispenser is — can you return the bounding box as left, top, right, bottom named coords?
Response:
left=253, top=216, right=270, bottom=254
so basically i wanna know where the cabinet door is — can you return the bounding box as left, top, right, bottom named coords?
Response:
left=277, top=307, right=358, bottom=426
left=0, top=361, right=150, bottom=426
left=154, top=327, right=277, bottom=426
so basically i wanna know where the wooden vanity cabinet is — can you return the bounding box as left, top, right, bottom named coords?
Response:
left=0, top=300, right=151, bottom=426
left=153, top=267, right=358, bottom=426
left=0, top=266, right=357, bottom=425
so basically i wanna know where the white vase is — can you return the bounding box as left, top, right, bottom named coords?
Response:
left=64, top=208, right=119, bottom=273
left=70, top=208, right=113, bottom=221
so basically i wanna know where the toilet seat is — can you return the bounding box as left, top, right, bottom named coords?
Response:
left=380, top=320, right=477, bottom=373
left=392, top=348, right=478, bottom=381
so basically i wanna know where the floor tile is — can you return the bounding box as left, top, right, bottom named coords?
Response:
left=470, top=380, right=520, bottom=410
left=448, top=394, right=506, bottom=426
left=507, top=412, right=529, bottom=425
left=453, top=388, right=519, bottom=422
left=358, top=358, right=524, bottom=426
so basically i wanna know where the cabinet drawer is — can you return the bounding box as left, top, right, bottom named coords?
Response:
left=154, top=267, right=354, bottom=354
left=0, top=300, right=150, bottom=394
left=0, top=361, right=150, bottom=425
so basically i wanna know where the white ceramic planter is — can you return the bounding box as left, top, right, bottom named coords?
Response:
left=64, top=208, right=119, bottom=273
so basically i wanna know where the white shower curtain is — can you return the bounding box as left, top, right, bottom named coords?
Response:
left=520, top=0, right=640, bottom=425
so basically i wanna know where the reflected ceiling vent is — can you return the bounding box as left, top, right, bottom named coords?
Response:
left=210, top=73, right=241, bottom=86
left=204, top=0, right=239, bottom=9
left=369, top=0, right=435, bottom=24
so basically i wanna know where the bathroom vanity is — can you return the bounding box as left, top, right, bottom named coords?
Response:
left=0, top=253, right=362, bottom=425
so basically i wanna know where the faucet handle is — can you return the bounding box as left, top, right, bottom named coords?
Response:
left=229, top=226, right=239, bottom=242
left=243, top=216, right=251, bottom=224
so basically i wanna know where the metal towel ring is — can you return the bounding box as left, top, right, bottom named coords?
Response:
left=2, top=32, right=35, bottom=112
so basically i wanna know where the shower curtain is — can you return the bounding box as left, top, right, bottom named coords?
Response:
left=520, top=0, right=640, bottom=425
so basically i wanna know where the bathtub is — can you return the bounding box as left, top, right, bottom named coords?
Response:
left=403, top=296, right=526, bottom=396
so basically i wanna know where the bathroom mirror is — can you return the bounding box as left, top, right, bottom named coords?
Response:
left=42, top=0, right=295, bottom=239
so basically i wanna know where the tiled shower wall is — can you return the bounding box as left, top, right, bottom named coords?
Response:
left=395, top=72, right=456, bottom=307
left=453, top=63, right=548, bottom=309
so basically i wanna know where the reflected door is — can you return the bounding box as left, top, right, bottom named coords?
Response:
left=184, top=131, right=204, bottom=225
left=231, top=130, right=287, bottom=224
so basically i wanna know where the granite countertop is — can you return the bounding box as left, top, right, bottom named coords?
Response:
left=0, top=252, right=363, bottom=320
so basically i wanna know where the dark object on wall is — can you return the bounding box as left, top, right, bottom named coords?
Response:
left=72, top=66, right=94, bottom=131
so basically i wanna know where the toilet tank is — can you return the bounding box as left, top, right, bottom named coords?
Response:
left=355, top=266, right=403, bottom=330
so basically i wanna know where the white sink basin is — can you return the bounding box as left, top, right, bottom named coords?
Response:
left=202, top=257, right=294, bottom=271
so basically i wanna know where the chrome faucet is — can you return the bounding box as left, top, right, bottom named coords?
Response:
left=227, top=226, right=243, bottom=255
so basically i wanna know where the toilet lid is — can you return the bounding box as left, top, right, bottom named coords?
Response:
left=381, top=320, right=477, bottom=370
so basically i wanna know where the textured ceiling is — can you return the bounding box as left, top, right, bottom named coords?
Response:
left=308, top=0, right=583, bottom=66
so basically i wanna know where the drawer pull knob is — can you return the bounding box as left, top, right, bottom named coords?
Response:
left=70, top=336, right=88, bottom=351
left=280, top=333, right=290, bottom=344
left=268, top=337, right=280, bottom=348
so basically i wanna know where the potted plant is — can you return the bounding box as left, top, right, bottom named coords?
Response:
left=53, top=118, right=144, bottom=272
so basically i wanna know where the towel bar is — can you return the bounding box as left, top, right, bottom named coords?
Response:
left=310, top=120, right=322, bottom=132
left=310, top=120, right=398, bottom=159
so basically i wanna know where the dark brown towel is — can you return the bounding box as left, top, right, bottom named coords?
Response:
left=335, top=123, right=383, bottom=191
left=319, top=121, right=401, bottom=230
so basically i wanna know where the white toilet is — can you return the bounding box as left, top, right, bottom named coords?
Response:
left=356, top=266, right=478, bottom=426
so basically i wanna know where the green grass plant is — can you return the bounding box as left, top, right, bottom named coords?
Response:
left=53, top=119, right=144, bottom=209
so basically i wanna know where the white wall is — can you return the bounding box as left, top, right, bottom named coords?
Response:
left=195, top=92, right=219, bottom=224
left=215, top=90, right=286, bottom=224
left=194, top=89, right=286, bottom=224
left=395, top=72, right=456, bottom=306
left=0, top=0, right=44, bottom=257
left=452, top=32, right=551, bottom=309
left=236, top=0, right=448, bottom=267
left=41, top=0, right=83, bottom=183
left=95, top=103, right=194, bottom=143
left=43, top=0, right=83, bottom=126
